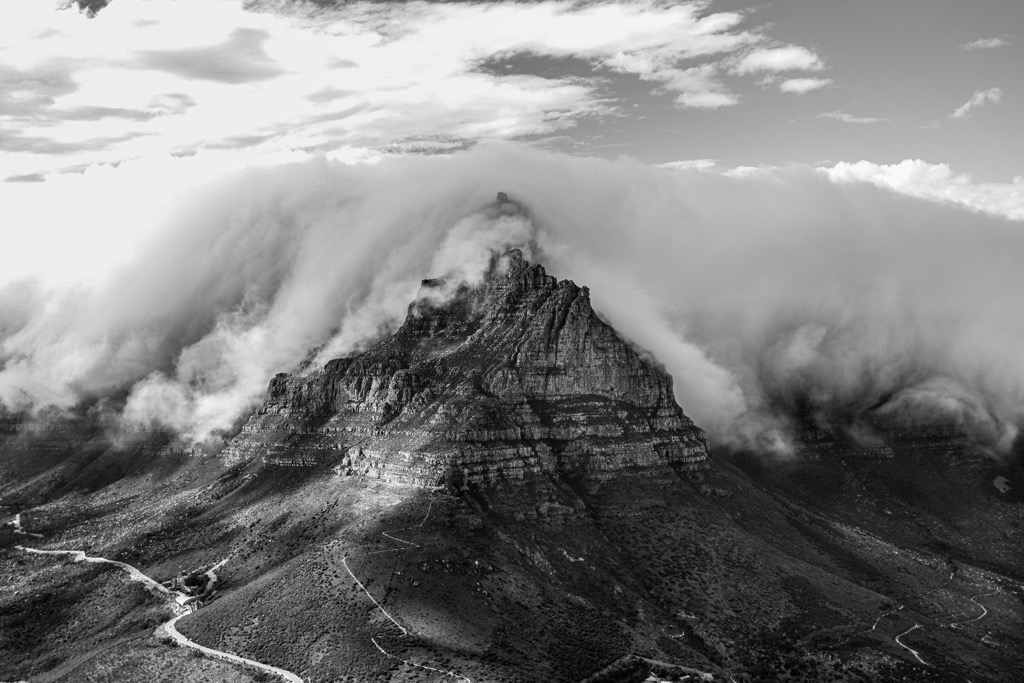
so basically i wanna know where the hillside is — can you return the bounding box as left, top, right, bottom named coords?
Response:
left=2, top=246, right=1023, bottom=682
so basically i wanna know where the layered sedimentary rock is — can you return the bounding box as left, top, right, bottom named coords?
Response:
left=0, top=407, right=98, bottom=467
left=225, top=248, right=709, bottom=487
left=794, top=413, right=973, bottom=462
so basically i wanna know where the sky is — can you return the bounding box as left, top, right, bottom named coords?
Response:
left=1, top=0, right=1021, bottom=180
left=1, top=0, right=1021, bottom=286
left=2, top=0, right=1024, bottom=450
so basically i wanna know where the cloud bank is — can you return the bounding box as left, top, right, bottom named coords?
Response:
left=2, top=145, right=1024, bottom=457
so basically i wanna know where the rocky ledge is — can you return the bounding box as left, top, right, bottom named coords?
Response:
left=224, top=247, right=709, bottom=487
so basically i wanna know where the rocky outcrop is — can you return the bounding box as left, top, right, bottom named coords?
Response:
left=225, top=249, right=709, bottom=487
left=794, top=415, right=972, bottom=462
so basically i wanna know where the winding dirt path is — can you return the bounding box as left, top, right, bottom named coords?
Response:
left=341, top=493, right=473, bottom=683
left=860, top=566, right=957, bottom=666
left=869, top=603, right=905, bottom=632
left=205, top=558, right=228, bottom=585
left=163, top=614, right=303, bottom=683
left=894, top=624, right=928, bottom=666
left=950, top=588, right=1000, bottom=628
left=15, top=546, right=189, bottom=606
left=13, top=518, right=303, bottom=683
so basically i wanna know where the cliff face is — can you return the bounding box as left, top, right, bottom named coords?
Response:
left=792, top=413, right=974, bottom=463
left=225, top=249, right=709, bottom=487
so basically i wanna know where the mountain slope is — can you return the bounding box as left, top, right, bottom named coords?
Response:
left=3, top=245, right=1023, bottom=683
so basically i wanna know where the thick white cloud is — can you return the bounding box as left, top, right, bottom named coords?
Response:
left=778, top=77, right=832, bottom=94
left=1, top=0, right=808, bottom=179
left=0, top=149, right=312, bottom=287
left=825, top=159, right=1024, bottom=221
left=950, top=87, right=1003, bottom=119
left=6, top=3, right=1020, bottom=457
left=733, top=45, right=824, bottom=74
left=4, top=145, right=1024, bottom=456
left=0, top=1, right=850, bottom=181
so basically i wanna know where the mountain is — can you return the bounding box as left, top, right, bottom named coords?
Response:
left=225, top=247, right=708, bottom=486
left=2, top=231, right=1023, bottom=683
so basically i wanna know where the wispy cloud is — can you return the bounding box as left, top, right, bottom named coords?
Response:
left=950, top=87, right=1003, bottom=119
left=135, top=27, right=285, bottom=84
left=656, top=158, right=717, bottom=171
left=819, top=110, right=889, bottom=124
left=0, top=0, right=834, bottom=178
left=661, top=64, right=739, bottom=109
left=961, top=36, right=1009, bottom=50
left=733, top=45, right=824, bottom=74
left=3, top=173, right=45, bottom=183
left=778, top=77, right=831, bottom=94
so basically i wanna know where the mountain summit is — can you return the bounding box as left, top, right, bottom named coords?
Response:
left=226, top=249, right=709, bottom=487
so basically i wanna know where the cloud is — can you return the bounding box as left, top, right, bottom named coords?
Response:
left=778, top=77, right=831, bottom=94
left=824, top=158, right=1024, bottom=221
left=3, top=145, right=1024, bottom=457
left=0, top=1, right=822, bottom=179
left=656, top=159, right=717, bottom=171
left=135, top=27, right=285, bottom=84
left=604, top=53, right=741, bottom=108
left=54, top=106, right=156, bottom=121
left=950, top=87, right=1003, bottom=119
left=4, top=173, right=45, bottom=183
left=675, top=91, right=739, bottom=108
left=0, top=62, right=80, bottom=117
left=819, top=110, right=889, bottom=124
left=660, top=64, right=739, bottom=108
left=733, top=45, right=824, bottom=74
left=961, top=36, right=1009, bottom=50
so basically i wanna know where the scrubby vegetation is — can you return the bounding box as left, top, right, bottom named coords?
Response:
left=4, top=428, right=1023, bottom=682
left=0, top=553, right=174, bottom=680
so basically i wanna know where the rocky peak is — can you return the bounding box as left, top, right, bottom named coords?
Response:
left=225, top=248, right=709, bottom=488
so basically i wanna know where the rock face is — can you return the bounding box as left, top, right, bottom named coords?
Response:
left=793, top=413, right=972, bottom=462
left=225, top=249, right=709, bottom=487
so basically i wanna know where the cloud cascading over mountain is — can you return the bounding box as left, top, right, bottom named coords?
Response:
left=2, top=144, right=1023, bottom=453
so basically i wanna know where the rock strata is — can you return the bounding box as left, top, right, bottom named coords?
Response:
left=225, top=249, right=709, bottom=487
left=794, top=415, right=972, bottom=462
